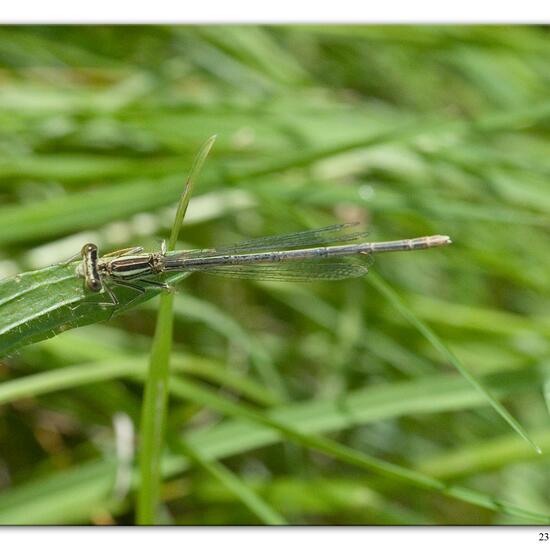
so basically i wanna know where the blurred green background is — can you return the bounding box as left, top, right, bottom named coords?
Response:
left=1, top=25, right=550, bottom=525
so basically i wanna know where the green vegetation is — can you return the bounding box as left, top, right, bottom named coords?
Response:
left=1, top=25, right=550, bottom=525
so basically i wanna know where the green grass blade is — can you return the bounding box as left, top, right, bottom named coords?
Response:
left=175, top=439, right=287, bottom=525
left=168, top=135, right=217, bottom=250
left=136, top=295, right=174, bottom=524
left=367, top=272, right=541, bottom=454
left=0, top=356, right=540, bottom=421
left=543, top=370, right=550, bottom=418
left=418, top=428, right=550, bottom=480
left=0, top=351, right=278, bottom=409
left=136, top=137, right=216, bottom=525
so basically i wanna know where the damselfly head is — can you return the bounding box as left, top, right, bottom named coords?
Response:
left=76, top=242, right=103, bottom=293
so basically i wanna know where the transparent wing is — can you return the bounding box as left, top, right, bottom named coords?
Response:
left=179, top=223, right=369, bottom=259
left=185, top=260, right=370, bottom=282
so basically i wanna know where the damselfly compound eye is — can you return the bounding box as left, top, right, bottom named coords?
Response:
left=80, top=243, right=102, bottom=293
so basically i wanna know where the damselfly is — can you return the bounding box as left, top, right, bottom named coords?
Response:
left=75, top=223, right=452, bottom=306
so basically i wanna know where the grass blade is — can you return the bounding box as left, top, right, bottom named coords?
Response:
left=367, top=272, right=541, bottom=454
left=174, top=439, right=287, bottom=525
left=168, top=135, right=217, bottom=250
left=136, top=136, right=216, bottom=524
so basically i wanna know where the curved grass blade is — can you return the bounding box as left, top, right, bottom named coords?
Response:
left=367, top=272, right=541, bottom=455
